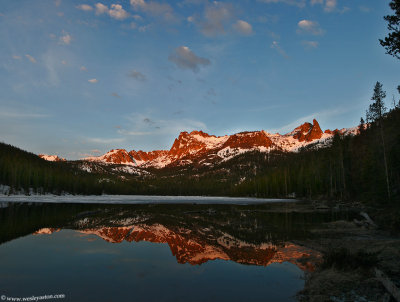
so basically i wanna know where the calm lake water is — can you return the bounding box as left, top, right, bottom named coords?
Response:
left=0, top=199, right=353, bottom=302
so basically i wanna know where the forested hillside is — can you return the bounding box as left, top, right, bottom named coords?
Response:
left=0, top=143, right=122, bottom=195
left=1, top=91, right=399, bottom=203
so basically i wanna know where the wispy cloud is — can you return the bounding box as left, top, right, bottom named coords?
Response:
left=271, top=41, right=289, bottom=58
left=59, top=32, right=72, bottom=45
left=130, top=0, right=177, bottom=23
left=0, top=109, right=49, bottom=119
left=117, top=130, right=153, bottom=136
left=198, top=2, right=234, bottom=37
left=258, top=0, right=306, bottom=8
left=269, top=107, right=350, bottom=134
left=302, top=40, right=319, bottom=49
left=297, top=19, right=325, bottom=35
left=80, top=66, right=87, bottom=72
left=232, top=20, right=253, bottom=35
left=311, top=0, right=345, bottom=13
left=88, top=78, right=98, bottom=83
left=168, top=46, right=211, bottom=72
left=12, top=55, right=21, bottom=60
left=324, top=0, right=336, bottom=12
left=359, top=6, right=371, bottom=13
left=121, top=113, right=208, bottom=137
left=87, top=137, right=125, bottom=144
left=25, top=54, right=37, bottom=63
left=128, top=70, right=147, bottom=81
left=76, top=4, right=93, bottom=11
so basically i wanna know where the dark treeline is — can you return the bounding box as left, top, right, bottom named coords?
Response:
left=1, top=90, right=400, bottom=203
left=233, top=101, right=400, bottom=203
left=0, top=143, right=135, bottom=195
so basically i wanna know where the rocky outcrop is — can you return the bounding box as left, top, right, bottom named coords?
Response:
left=292, top=119, right=323, bottom=142
left=82, top=119, right=356, bottom=169
left=39, top=154, right=66, bottom=162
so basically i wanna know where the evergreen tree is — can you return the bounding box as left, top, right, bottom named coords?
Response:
left=366, top=82, right=391, bottom=200
left=359, top=117, right=365, bottom=133
left=366, top=82, right=387, bottom=123
left=380, top=0, right=400, bottom=59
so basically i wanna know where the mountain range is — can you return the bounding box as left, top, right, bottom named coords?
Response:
left=34, top=224, right=320, bottom=270
left=40, top=119, right=358, bottom=170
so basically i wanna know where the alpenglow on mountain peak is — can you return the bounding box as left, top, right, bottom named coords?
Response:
left=77, top=119, right=358, bottom=169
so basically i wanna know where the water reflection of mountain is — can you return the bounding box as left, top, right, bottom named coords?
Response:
left=36, top=224, right=320, bottom=270
left=1, top=203, right=354, bottom=270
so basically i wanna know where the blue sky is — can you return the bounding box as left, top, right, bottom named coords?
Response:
left=0, top=0, right=399, bottom=159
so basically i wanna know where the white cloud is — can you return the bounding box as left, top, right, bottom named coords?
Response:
left=233, top=20, right=253, bottom=35
left=324, top=0, right=336, bottom=12
left=310, top=0, right=340, bottom=13
left=12, top=55, right=21, bottom=60
left=109, top=4, right=129, bottom=20
left=59, top=33, right=72, bottom=45
left=258, top=0, right=306, bottom=8
left=297, top=19, right=324, bottom=35
left=271, top=41, right=289, bottom=59
left=25, top=54, right=37, bottom=63
left=94, top=3, right=129, bottom=20
left=76, top=4, right=93, bottom=11
left=95, top=3, right=108, bottom=15
left=168, top=46, right=211, bottom=72
left=88, top=78, right=98, bottom=83
left=302, top=40, right=319, bottom=49
left=80, top=66, right=88, bottom=72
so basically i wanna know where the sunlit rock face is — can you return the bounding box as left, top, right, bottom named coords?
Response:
left=38, top=154, right=66, bottom=162
left=61, top=224, right=321, bottom=270
left=292, top=119, right=323, bottom=142
left=81, top=119, right=357, bottom=169
left=84, top=149, right=136, bottom=165
left=33, top=228, right=61, bottom=234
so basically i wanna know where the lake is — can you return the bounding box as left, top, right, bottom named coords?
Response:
left=0, top=198, right=353, bottom=302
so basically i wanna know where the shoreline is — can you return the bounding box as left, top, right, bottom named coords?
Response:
left=0, top=194, right=298, bottom=205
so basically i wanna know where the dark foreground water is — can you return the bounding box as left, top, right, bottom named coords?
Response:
left=0, top=200, right=354, bottom=302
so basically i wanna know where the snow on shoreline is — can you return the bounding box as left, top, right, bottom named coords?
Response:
left=0, top=194, right=297, bottom=205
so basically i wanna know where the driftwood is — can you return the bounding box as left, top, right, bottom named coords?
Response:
left=360, top=211, right=377, bottom=227
left=375, top=268, right=400, bottom=302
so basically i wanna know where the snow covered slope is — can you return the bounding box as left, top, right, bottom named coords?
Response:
left=82, top=119, right=359, bottom=169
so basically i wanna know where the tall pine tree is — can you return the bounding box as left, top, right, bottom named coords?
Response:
left=366, top=82, right=391, bottom=200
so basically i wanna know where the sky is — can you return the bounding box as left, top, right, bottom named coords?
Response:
left=0, top=0, right=399, bottom=159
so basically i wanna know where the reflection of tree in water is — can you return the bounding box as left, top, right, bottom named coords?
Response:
left=0, top=203, right=355, bottom=270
